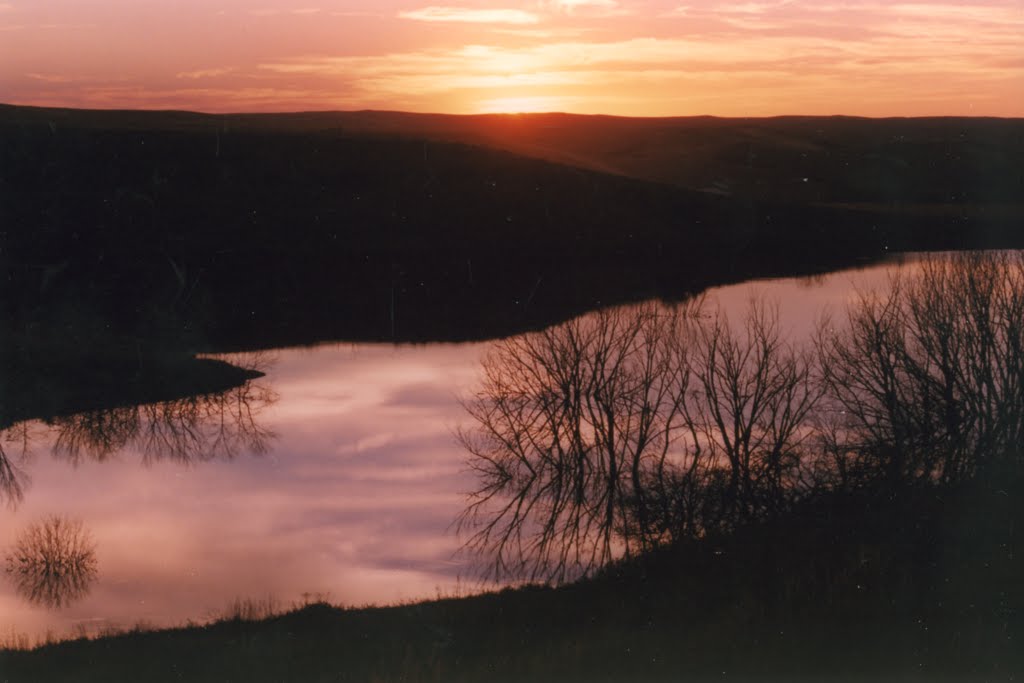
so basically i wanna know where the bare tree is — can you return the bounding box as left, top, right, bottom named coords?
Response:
left=458, top=254, right=1021, bottom=582
left=684, top=299, right=824, bottom=522
left=457, top=298, right=824, bottom=581
left=456, top=303, right=700, bottom=582
left=817, top=252, right=1024, bottom=489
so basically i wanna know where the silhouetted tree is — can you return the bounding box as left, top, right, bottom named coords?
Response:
left=817, top=252, right=1024, bottom=488
left=457, top=303, right=699, bottom=581
left=685, top=299, right=824, bottom=522
left=458, top=299, right=823, bottom=581
left=459, top=253, right=1022, bottom=581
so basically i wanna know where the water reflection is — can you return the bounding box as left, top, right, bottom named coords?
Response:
left=3, top=252, right=1018, bottom=641
left=4, top=515, right=98, bottom=609
left=50, top=376, right=277, bottom=466
left=459, top=252, right=1024, bottom=581
left=0, top=424, right=30, bottom=506
left=0, top=355, right=276, bottom=506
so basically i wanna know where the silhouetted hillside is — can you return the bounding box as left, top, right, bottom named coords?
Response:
left=317, top=112, right=1024, bottom=213
left=7, top=105, right=1019, bottom=211
left=2, top=105, right=1020, bottom=352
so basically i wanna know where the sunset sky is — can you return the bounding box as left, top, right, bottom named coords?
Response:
left=1, top=0, right=1021, bottom=116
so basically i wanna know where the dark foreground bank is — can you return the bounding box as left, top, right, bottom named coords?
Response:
left=2, top=475, right=1019, bottom=683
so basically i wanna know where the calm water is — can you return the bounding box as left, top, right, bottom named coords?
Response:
left=1, top=255, right=921, bottom=641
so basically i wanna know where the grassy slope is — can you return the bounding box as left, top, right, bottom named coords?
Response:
left=1, top=482, right=1018, bottom=682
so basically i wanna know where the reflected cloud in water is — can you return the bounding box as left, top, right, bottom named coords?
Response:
left=5, top=253, right=1017, bottom=641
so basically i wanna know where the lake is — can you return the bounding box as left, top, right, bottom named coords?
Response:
left=0, top=253, right=936, bottom=641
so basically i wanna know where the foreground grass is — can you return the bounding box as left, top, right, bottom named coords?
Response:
left=2, top=481, right=1019, bottom=682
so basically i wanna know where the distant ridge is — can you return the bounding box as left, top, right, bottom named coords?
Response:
left=2, top=104, right=1022, bottom=215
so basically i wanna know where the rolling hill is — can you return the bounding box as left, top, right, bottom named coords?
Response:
left=1, top=104, right=1021, bottom=352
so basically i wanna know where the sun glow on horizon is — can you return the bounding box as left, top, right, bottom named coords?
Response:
left=476, top=95, right=574, bottom=114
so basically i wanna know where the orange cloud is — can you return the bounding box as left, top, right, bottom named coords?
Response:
left=176, top=67, right=235, bottom=80
left=399, top=7, right=541, bottom=24
left=546, top=0, right=627, bottom=16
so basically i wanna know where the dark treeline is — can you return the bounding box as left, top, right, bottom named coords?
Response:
left=458, top=252, right=1024, bottom=582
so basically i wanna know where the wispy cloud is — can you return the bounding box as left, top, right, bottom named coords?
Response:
left=399, top=7, right=540, bottom=24
left=546, top=0, right=627, bottom=16
left=250, top=7, right=322, bottom=16
left=329, top=10, right=383, bottom=17
left=38, top=22, right=96, bottom=29
left=256, top=19, right=1024, bottom=114
left=25, top=72, right=71, bottom=83
left=176, top=67, right=235, bottom=79
left=490, top=26, right=593, bottom=38
left=663, top=0, right=1024, bottom=35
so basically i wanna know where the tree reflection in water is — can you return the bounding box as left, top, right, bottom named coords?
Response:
left=0, top=353, right=276, bottom=506
left=4, top=515, right=98, bottom=609
left=0, top=423, right=31, bottom=506
left=50, top=368, right=277, bottom=466
left=457, top=301, right=705, bottom=581
left=459, top=252, right=1024, bottom=582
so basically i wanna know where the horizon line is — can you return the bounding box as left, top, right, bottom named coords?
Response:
left=2, top=102, right=1021, bottom=122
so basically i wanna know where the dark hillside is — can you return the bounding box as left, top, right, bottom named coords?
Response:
left=2, top=106, right=1021, bottom=354
left=7, top=107, right=1017, bottom=213
left=0, top=108, right=887, bottom=350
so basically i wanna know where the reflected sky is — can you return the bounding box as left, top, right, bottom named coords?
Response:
left=0, top=255, right=919, bottom=641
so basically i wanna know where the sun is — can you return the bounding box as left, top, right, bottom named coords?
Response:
left=476, top=96, right=569, bottom=114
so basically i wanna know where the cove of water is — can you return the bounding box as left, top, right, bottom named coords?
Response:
left=1, top=254, right=924, bottom=641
